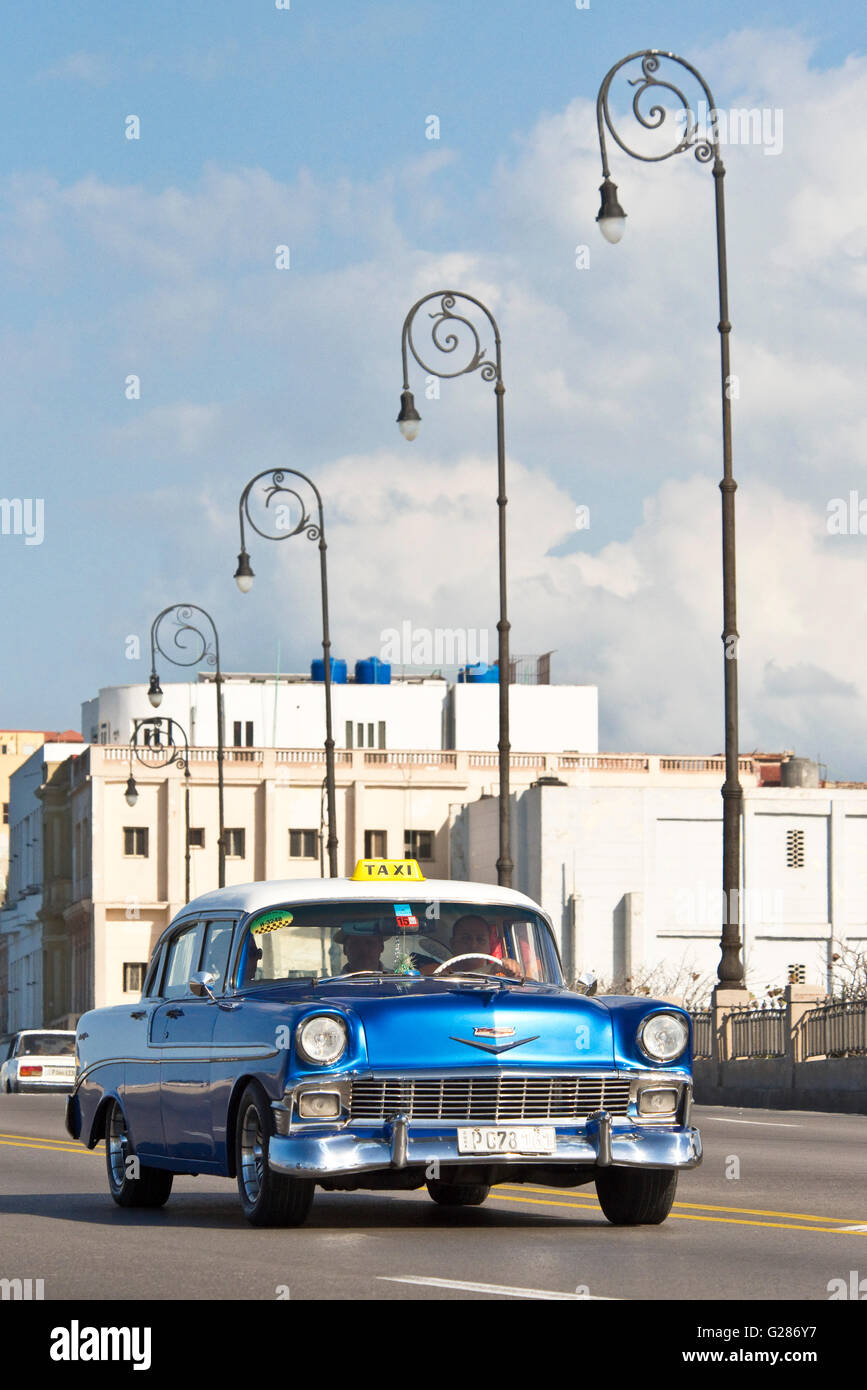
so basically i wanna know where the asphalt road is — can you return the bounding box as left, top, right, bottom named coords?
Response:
left=0, top=1094, right=864, bottom=1301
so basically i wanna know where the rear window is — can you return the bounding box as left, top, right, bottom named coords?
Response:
left=235, top=900, right=561, bottom=986
left=16, top=1033, right=75, bottom=1057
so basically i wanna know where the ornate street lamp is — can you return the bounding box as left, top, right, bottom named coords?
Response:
left=595, top=50, right=744, bottom=992
left=397, top=291, right=513, bottom=888
left=149, top=604, right=226, bottom=888
left=234, top=468, right=338, bottom=877
left=128, top=716, right=192, bottom=902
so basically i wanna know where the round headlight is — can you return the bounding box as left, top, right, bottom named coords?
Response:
left=637, top=1012, right=689, bottom=1063
left=296, top=1015, right=348, bottom=1066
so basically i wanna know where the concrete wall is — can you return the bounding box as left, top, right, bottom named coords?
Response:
left=694, top=1057, right=867, bottom=1115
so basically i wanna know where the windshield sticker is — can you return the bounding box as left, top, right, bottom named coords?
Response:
left=393, top=903, right=419, bottom=929
left=250, top=910, right=295, bottom=934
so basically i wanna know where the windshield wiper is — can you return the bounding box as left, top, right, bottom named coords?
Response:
left=314, top=971, right=395, bottom=985
left=435, top=972, right=524, bottom=989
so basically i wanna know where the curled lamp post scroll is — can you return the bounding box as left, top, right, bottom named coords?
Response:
left=150, top=604, right=226, bottom=889
left=595, top=51, right=744, bottom=992
left=398, top=291, right=512, bottom=889
left=128, top=716, right=192, bottom=903
left=234, top=468, right=338, bottom=878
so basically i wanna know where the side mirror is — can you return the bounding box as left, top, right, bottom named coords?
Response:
left=574, top=972, right=598, bottom=997
left=189, top=970, right=219, bottom=1001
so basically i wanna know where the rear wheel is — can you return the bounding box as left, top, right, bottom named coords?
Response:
left=595, top=1167, right=677, bottom=1225
left=235, top=1083, right=315, bottom=1227
left=105, top=1101, right=173, bottom=1208
left=426, top=1179, right=490, bottom=1207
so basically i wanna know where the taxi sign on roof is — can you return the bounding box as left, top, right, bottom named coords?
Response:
left=350, top=857, right=426, bottom=882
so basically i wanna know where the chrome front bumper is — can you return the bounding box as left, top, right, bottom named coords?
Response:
left=268, top=1112, right=703, bottom=1179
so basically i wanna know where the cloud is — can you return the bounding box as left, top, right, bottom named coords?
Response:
left=6, top=28, right=867, bottom=779
left=762, top=660, right=857, bottom=698
left=38, top=51, right=115, bottom=84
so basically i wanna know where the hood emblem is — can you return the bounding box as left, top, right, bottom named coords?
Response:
left=474, top=1027, right=515, bottom=1038
left=450, top=1034, right=539, bottom=1055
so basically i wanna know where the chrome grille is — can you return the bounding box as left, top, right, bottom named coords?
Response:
left=349, top=1076, right=631, bottom=1122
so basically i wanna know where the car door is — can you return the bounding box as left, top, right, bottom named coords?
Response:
left=122, top=941, right=170, bottom=1159
left=153, top=918, right=235, bottom=1165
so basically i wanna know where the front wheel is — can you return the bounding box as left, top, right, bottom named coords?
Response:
left=426, top=1179, right=490, bottom=1207
left=105, top=1101, right=173, bottom=1208
left=595, top=1166, right=677, bottom=1225
left=235, top=1083, right=315, bottom=1227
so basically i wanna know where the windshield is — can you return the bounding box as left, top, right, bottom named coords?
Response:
left=17, top=1033, right=75, bottom=1056
left=235, top=901, right=560, bottom=986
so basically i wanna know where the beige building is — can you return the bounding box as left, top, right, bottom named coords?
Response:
left=0, top=732, right=84, bottom=1031
left=46, top=742, right=771, bottom=1017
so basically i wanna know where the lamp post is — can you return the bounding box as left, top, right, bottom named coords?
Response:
left=148, top=604, right=225, bottom=888
left=595, top=50, right=744, bottom=991
left=126, top=716, right=192, bottom=903
left=397, top=291, right=513, bottom=889
left=234, top=468, right=338, bottom=877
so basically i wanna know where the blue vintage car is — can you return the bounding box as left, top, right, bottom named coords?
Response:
left=66, top=859, right=702, bottom=1226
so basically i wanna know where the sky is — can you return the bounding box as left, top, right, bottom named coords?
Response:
left=1, top=1, right=866, bottom=776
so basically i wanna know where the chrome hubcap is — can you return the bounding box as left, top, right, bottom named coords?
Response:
left=108, top=1104, right=129, bottom=1186
left=240, top=1104, right=264, bottom=1202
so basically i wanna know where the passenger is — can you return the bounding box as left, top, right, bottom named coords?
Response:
left=338, top=930, right=385, bottom=974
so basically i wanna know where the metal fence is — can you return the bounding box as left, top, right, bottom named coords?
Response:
left=802, top=1000, right=867, bottom=1058
left=726, top=1005, right=788, bottom=1059
left=691, top=1011, right=713, bottom=1059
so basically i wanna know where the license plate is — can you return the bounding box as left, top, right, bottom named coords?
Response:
left=456, top=1125, right=556, bottom=1156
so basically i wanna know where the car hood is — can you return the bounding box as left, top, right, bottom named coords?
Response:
left=317, top=981, right=615, bottom=1069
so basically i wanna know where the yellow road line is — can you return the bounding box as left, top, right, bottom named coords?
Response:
left=497, top=1184, right=865, bottom=1226
left=0, top=1136, right=100, bottom=1156
left=489, top=1190, right=863, bottom=1234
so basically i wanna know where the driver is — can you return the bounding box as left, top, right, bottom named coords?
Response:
left=444, top=914, right=522, bottom=978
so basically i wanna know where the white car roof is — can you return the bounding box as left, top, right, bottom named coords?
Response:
left=183, top=876, right=547, bottom=920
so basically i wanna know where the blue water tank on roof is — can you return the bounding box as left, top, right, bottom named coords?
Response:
left=459, top=663, right=499, bottom=683
left=355, top=657, right=392, bottom=684
left=311, top=658, right=347, bottom=683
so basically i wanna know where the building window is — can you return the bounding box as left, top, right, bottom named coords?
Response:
left=345, top=722, right=385, bottom=750
left=786, top=828, right=805, bottom=869
left=233, top=721, right=255, bottom=748
left=225, top=828, right=246, bottom=858
left=404, top=830, right=434, bottom=861
left=123, top=827, right=149, bottom=858
left=188, top=827, right=205, bottom=849
left=2, top=803, right=8, bottom=825
left=123, top=962, right=147, bottom=993
left=289, top=829, right=318, bottom=859
left=365, top=830, right=387, bottom=858
left=788, top=963, right=806, bottom=985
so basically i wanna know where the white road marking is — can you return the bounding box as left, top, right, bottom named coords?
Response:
left=710, top=1118, right=800, bottom=1128
left=377, top=1276, right=614, bottom=1300
left=835, top=1225, right=867, bottom=1233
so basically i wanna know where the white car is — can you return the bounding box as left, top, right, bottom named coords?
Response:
left=1, top=1030, right=77, bottom=1093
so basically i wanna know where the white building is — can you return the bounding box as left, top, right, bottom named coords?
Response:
left=81, top=671, right=599, bottom=756
left=452, top=768, right=867, bottom=996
